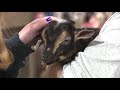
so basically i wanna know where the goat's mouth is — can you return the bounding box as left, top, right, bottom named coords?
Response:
left=42, top=54, right=68, bottom=65
left=42, top=56, right=60, bottom=65
left=42, top=52, right=75, bottom=65
left=43, top=59, right=60, bottom=65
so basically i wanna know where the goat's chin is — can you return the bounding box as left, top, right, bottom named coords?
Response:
left=43, top=58, right=60, bottom=65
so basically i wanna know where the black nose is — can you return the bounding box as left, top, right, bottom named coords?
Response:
left=42, top=55, right=47, bottom=60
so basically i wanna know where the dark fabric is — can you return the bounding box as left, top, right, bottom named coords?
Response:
left=0, top=33, right=34, bottom=78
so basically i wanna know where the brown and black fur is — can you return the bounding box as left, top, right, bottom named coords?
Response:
left=41, top=20, right=100, bottom=78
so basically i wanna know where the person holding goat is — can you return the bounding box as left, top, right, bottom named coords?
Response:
left=41, top=12, right=120, bottom=78
left=62, top=12, right=120, bottom=78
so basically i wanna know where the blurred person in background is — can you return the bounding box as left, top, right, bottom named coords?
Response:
left=35, top=12, right=46, bottom=19
left=80, top=12, right=97, bottom=28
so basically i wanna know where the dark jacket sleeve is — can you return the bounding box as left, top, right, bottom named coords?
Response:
left=0, top=33, right=34, bottom=78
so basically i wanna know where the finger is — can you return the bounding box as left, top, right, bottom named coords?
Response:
left=27, top=16, right=53, bottom=32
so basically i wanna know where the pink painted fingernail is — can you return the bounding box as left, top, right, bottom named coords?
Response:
left=46, top=17, right=52, bottom=23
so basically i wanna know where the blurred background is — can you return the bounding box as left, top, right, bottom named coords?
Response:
left=0, top=12, right=114, bottom=78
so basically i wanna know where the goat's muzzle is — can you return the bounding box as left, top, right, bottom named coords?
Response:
left=42, top=54, right=61, bottom=65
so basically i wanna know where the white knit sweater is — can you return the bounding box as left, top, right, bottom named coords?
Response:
left=62, top=12, right=120, bottom=78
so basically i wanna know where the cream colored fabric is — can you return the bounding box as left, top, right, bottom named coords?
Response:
left=62, top=12, right=120, bottom=78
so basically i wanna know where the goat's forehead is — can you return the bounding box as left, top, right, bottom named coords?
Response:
left=43, top=20, right=74, bottom=40
left=54, top=20, right=69, bottom=28
left=57, top=19, right=67, bottom=23
left=47, top=21, right=70, bottom=32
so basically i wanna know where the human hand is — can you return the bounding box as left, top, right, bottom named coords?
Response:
left=18, top=16, right=58, bottom=45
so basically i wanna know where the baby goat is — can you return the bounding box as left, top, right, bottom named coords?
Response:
left=41, top=20, right=100, bottom=78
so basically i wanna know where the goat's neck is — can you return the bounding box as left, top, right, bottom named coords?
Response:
left=45, top=62, right=63, bottom=78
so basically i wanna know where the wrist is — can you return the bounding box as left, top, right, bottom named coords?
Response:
left=18, top=32, right=28, bottom=45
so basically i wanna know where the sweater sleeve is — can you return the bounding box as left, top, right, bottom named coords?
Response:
left=3, top=33, right=34, bottom=78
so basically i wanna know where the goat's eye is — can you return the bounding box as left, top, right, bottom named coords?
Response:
left=62, top=37, right=71, bottom=45
left=65, top=40, right=70, bottom=44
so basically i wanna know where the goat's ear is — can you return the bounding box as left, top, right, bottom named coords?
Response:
left=74, top=29, right=96, bottom=41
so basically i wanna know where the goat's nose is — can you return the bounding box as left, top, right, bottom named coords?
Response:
left=42, top=55, right=47, bottom=60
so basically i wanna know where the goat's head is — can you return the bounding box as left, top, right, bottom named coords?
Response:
left=41, top=20, right=99, bottom=65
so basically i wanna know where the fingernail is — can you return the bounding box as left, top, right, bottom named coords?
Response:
left=46, top=17, right=52, bottom=23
